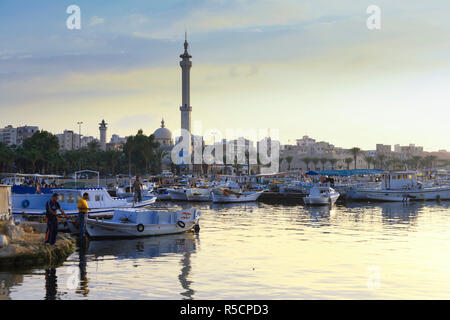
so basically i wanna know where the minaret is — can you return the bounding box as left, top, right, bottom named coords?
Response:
left=179, top=32, right=192, bottom=134
left=99, top=119, right=107, bottom=151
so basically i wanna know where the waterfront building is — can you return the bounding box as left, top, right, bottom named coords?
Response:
left=376, top=144, right=392, bottom=156
left=99, top=120, right=108, bottom=151
left=16, top=126, right=39, bottom=145
left=56, top=130, right=81, bottom=151
left=393, top=144, right=424, bottom=160
left=0, top=125, right=17, bottom=146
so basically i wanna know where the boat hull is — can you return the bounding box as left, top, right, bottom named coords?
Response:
left=86, top=209, right=201, bottom=238
left=168, top=189, right=188, bottom=201
left=347, top=187, right=450, bottom=202
left=211, top=191, right=263, bottom=203
left=303, top=194, right=339, bottom=205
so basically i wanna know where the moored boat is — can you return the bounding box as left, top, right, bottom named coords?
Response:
left=85, top=207, right=201, bottom=238
left=186, top=188, right=211, bottom=202
left=303, top=186, right=340, bottom=205
left=12, top=188, right=156, bottom=216
left=210, top=188, right=264, bottom=203
left=167, top=188, right=189, bottom=201
left=346, top=171, right=450, bottom=202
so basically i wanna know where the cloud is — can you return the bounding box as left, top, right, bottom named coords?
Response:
left=89, top=16, right=105, bottom=27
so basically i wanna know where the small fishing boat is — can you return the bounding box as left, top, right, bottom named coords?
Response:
left=303, top=186, right=340, bottom=205
left=85, top=207, right=201, bottom=238
left=186, top=188, right=211, bottom=202
left=210, top=188, right=264, bottom=203
left=115, top=182, right=155, bottom=200
left=153, top=188, right=172, bottom=200
left=12, top=188, right=156, bottom=216
left=167, top=188, right=189, bottom=201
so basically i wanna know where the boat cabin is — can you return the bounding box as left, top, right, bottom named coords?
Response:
left=382, top=171, right=417, bottom=190
left=309, top=187, right=336, bottom=196
left=55, top=188, right=126, bottom=210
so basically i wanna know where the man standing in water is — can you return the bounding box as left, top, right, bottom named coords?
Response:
left=45, top=193, right=66, bottom=245
left=132, top=175, right=143, bottom=205
left=77, top=192, right=89, bottom=238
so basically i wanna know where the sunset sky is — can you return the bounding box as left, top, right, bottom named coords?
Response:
left=0, top=0, right=449, bottom=151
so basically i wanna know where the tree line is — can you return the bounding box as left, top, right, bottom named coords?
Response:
left=0, top=129, right=164, bottom=176
left=280, top=147, right=448, bottom=171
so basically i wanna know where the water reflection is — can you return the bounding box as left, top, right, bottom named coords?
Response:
left=88, top=233, right=199, bottom=299
left=87, top=233, right=198, bottom=260
left=0, top=273, right=24, bottom=300
left=208, top=202, right=259, bottom=212
left=44, top=268, right=57, bottom=300
left=77, top=238, right=89, bottom=297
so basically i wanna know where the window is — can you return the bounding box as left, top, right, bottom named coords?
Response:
left=66, top=193, right=75, bottom=203
left=58, top=194, right=65, bottom=202
left=95, top=195, right=101, bottom=202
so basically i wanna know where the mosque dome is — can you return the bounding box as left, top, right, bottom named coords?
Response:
left=154, top=119, right=173, bottom=145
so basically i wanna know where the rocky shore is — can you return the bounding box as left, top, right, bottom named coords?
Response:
left=0, top=220, right=76, bottom=270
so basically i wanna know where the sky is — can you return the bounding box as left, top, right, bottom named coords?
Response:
left=0, top=0, right=449, bottom=151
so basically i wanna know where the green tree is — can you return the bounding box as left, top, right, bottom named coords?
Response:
left=347, top=147, right=362, bottom=170
left=286, top=156, right=293, bottom=171
left=329, top=158, right=338, bottom=170
left=363, top=155, right=373, bottom=169
left=319, top=157, right=328, bottom=170
left=344, top=157, right=353, bottom=170
left=302, top=157, right=312, bottom=171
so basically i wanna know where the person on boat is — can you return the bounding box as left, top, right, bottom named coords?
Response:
left=45, top=193, right=66, bottom=245
left=132, top=176, right=143, bottom=204
left=77, top=193, right=90, bottom=238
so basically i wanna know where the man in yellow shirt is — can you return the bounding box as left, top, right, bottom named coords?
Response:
left=77, top=192, right=89, bottom=238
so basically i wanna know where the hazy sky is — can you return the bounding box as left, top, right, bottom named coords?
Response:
left=0, top=0, right=449, bottom=151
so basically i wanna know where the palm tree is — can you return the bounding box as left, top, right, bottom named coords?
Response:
left=375, top=154, right=386, bottom=170
left=363, top=155, right=373, bottom=169
left=319, top=158, right=328, bottom=171
left=302, top=157, right=312, bottom=171
left=123, top=136, right=136, bottom=176
left=311, top=158, right=319, bottom=171
left=286, top=156, right=293, bottom=171
left=278, top=157, right=284, bottom=172
left=347, top=147, right=362, bottom=170
left=329, top=158, right=338, bottom=170
left=344, top=157, right=353, bottom=170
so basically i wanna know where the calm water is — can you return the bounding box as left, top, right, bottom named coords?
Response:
left=1, top=201, right=450, bottom=300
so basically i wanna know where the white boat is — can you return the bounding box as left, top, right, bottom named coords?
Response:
left=85, top=207, right=201, bottom=238
left=347, top=171, right=450, bottom=202
left=303, top=186, right=340, bottom=205
left=210, top=188, right=264, bottom=203
left=186, top=188, right=211, bottom=202
left=167, top=188, right=189, bottom=201
left=12, top=188, right=156, bottom=216
left=115, top=182, right=155, bottom=200
left=153, top=188, right=172, bottom=200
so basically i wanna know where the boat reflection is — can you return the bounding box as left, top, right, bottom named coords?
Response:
left=87, top=232, right=199, bottom=299
left=87, top=232, right=198, bottom=260
left=208, top=202, right=259, bottom=212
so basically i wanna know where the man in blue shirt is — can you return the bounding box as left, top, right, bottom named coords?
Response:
left=45, top=193, right=66, bottom=245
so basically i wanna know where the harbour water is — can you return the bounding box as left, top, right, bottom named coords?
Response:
left=1, top=201, right=450, bottom=300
